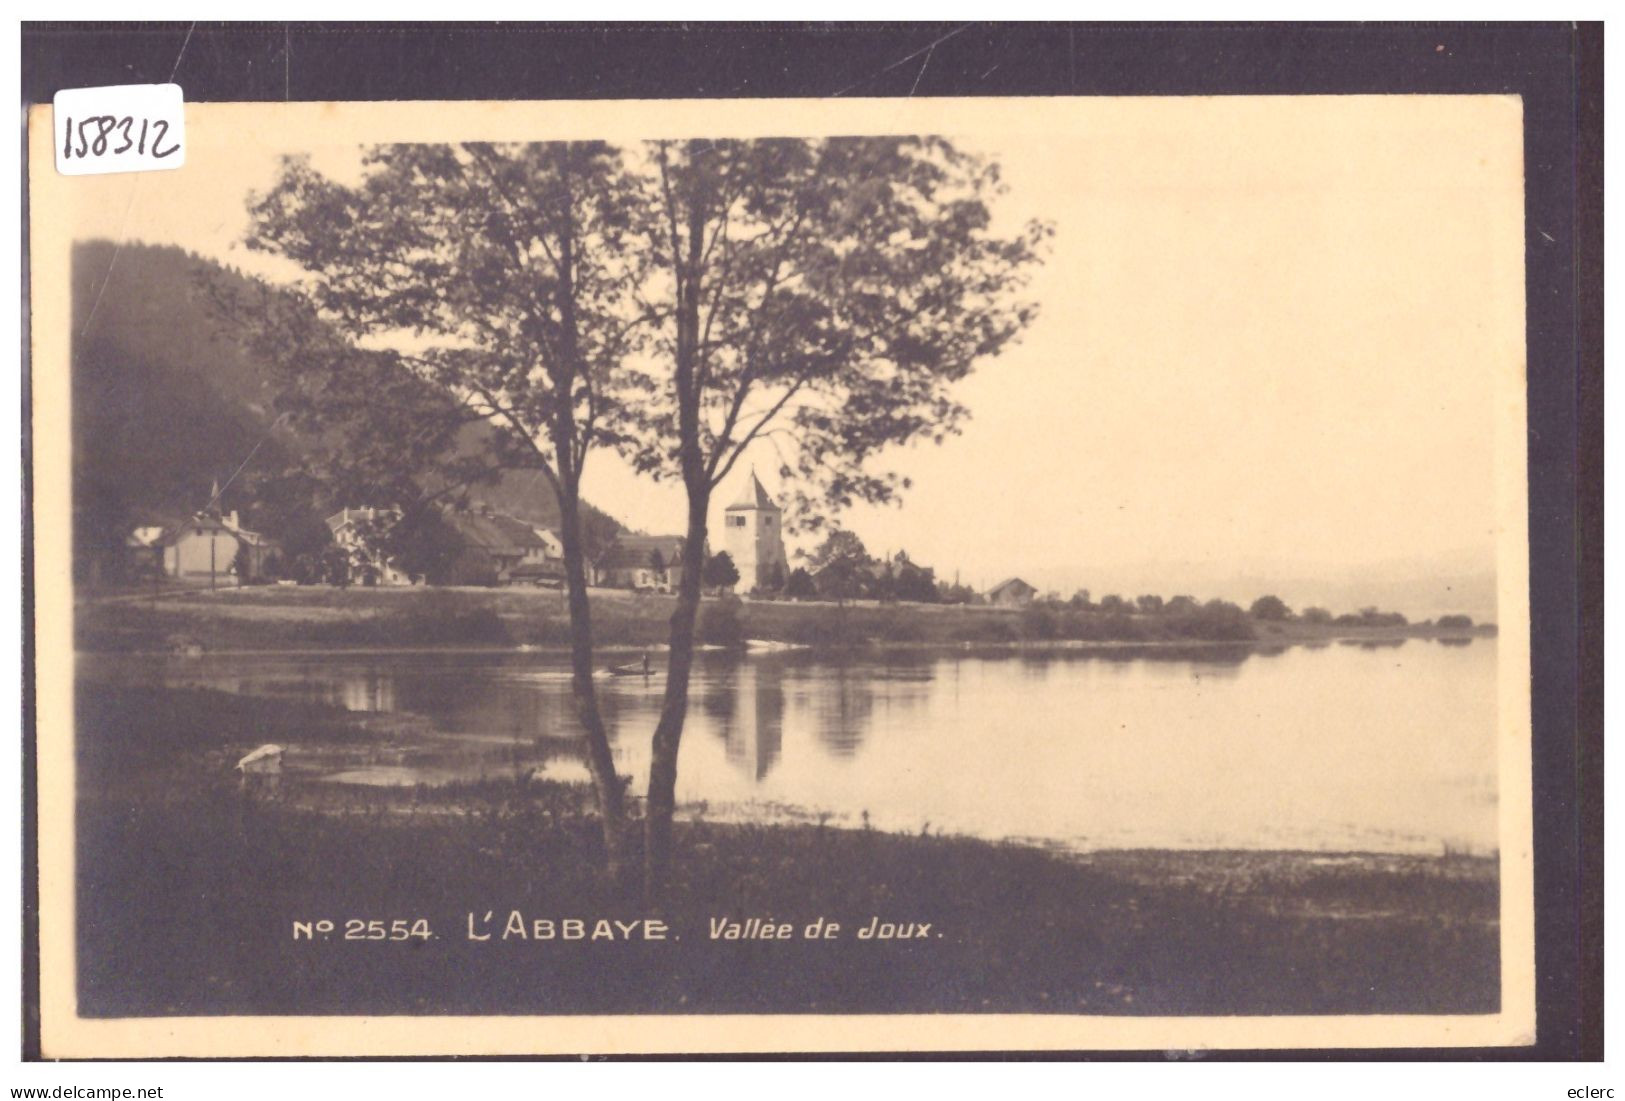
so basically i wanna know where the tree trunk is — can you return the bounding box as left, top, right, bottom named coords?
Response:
left=556, top=484, right=627, bottom=877
left=644, top=487, right=710, bottom=901
left=644, top=182, right=712, bottom=903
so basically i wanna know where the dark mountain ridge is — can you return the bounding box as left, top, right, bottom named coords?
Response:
left=70, top=239, right=622, bottom=575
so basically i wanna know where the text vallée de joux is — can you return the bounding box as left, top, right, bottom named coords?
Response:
left=464, top=912, right=940, bottom=942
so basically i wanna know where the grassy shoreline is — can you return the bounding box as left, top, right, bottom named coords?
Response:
left=73, top=679, right=1499, bottom=1018
left=79, top=788, right=1500, bottom=1018
left=77, top=583, right=1496, bottom=655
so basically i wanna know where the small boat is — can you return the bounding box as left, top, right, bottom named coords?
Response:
left=606, top=661, right=656, bottom=677
left=236, top=743, right=285, bottom=774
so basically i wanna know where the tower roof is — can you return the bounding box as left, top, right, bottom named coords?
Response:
left=725, top=470, right=780, bottom=512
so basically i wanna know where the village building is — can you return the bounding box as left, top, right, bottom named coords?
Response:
left=326, top=507, right=414, bottom=586
left=123, top=525, right=168, bottom=578
left=593, top=534, right=691, bottom=592
left=987, top=577, right=1039, bottom=608
left=223, top=512, right=280, bottom=580
left=324, top=505, right=564, bottom=587
left=159, top=516, right=235, bottom=581
left=723, top=470, right=789, bottom=592
left=508, top=525, right=566, bottom=585
left=529, top=527, right=564, bottom=559
left=139, top=509, right=279, bottom=584
left=441, top=507, right=562, bottom=587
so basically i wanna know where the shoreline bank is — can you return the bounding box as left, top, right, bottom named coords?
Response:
left=77, top=780, right=1500, bottom=1019
left=76, top=583, right=1495, bottom=656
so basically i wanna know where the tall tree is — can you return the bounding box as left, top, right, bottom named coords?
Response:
left=622, top=137, right=1049, bottom=895
left=236, top=142, right=654, bottom=873
left=703, top=550, right=741, bottom=591
left=807, top=529, right=871, bottom=572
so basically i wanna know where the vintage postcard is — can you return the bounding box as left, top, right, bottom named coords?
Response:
left=28, top=94, right=1534, bottom=1056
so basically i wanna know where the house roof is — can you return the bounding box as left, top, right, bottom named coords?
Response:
left=155, top=513, right=237, bottom=546
left=233, top=528, right=277, bottom=549
left=987, top=577, right=1037, bottom=597
left=725, top=471, right=780, bottom=512
left=220, top=512, right=274, bottom=547
left=445, top=509, right=551, bottom=553
left=596, top=534, right=688, bottom=572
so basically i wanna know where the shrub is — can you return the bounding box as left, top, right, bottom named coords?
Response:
left=952, top=615, right=1019, bottom=644
left=698, top=595, right=746, bottom=649
left=704, top=552, right=741, bottom=591
left=785, top=567, right=818, bottom=600
left=1334, top=607, right=1408, bottom=629
left=1102, top=613, right=1149, bottom=641
left=876, top=612, right=926, bottom=643
left=1249, top=595, right=1291, bottom=621
left=390, top=590, right=512, bottom=644
left=1168, top=600, right=1256, bottom=641
left=1020, top=605, right=1059, bottom=641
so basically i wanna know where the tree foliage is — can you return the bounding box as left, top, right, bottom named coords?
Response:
left=808, top=530, right=870, bottom=572
left=784, top=566, right=818, bottom=600
left=887, top=555, right=939, bottom=603
left=230, top=135, right=1048, bottom=897
left=240, top=143, right=652, bottom=494
left=703, top=551, right=741, bottom=591
left=237, top=141, right=663, bottom=874
left=231, top=541, right=253, bottom=584
left=1249, top=595, right=1291, bottom=621
left=617, top=137, right=1050, bottom=527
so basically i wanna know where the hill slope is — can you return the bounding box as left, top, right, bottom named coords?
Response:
left=70, top=240, right=622, bottom=571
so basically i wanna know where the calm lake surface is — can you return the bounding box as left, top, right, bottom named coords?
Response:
left=80, top=639, right=1499, bottom=855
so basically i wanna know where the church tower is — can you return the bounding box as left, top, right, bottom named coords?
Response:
left=723, top=469, right=788, bottom=592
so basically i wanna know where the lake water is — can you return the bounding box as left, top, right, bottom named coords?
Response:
left=80, top=639, right=1500, bottom=855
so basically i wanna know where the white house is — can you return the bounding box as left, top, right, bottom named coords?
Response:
left=326, top=507, right=414, bottom=586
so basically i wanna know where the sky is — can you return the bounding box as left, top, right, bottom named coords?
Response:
left=46, top=97, right=1525, bottom=619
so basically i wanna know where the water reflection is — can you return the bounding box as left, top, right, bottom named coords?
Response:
left=807, top=664, right=874, bottom=758
left=79, top=640, right=1500, bottom=855
left=1340, top=638, right=1409, bottom=650
left=341, top=672, right=395, bottom=712
left=708, top=661, right=785, bottom=781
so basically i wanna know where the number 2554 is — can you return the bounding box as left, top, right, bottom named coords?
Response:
left=61, top=115, right=179, bottom=160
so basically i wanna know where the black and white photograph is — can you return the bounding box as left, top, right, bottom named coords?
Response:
left=28, top=75, right=1551, bottom=1058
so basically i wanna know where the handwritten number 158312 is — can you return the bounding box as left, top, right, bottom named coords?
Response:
left=61, top=115, right=179, bottom=161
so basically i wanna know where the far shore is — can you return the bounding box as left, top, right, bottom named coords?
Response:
left=75, top=582, right=1497, bottom=656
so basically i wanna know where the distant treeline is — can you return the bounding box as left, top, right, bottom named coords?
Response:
left=79, top=585, right=1484, bottom=656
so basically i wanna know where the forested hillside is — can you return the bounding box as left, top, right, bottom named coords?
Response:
left=70, top=239, right=621, bottom=576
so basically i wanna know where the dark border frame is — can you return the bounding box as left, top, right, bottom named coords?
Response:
left=20, top=21, right=1601, bottom=1062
